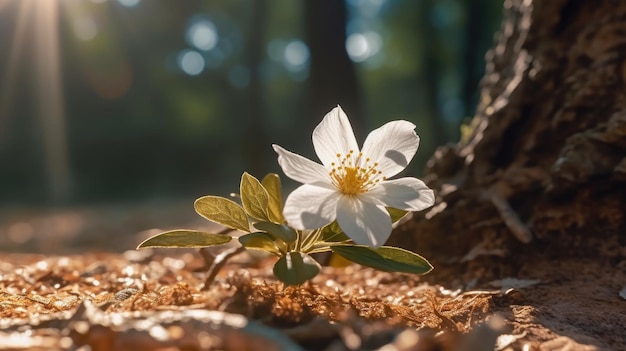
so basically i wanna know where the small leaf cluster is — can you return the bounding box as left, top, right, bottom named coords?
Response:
left=138, top=173, right=433, bottom=285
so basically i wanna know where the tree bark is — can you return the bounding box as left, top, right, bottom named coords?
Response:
left=392, top=0, right=626, bottom=276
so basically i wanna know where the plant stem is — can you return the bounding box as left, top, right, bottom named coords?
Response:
left=295, top=229, right=303, bottom=252
left=198, top=227, right=244, bottom=291
left=201, top=245, right=246, bottom=291
left=299, top=229, right=316, bottom=252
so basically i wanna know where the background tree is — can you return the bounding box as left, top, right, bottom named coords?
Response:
left=390, top=1, right=626, bottom=344
left=397, top=0, right=626, bottom=261
left=0, top=0, right=503, bottom=204
left=304, top=0, right=363, bottom=136
left=243, top=0, right=270, bottom=176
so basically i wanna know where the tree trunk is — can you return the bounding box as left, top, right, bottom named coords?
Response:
left=304, top=0, right=363, bottom=135
left=244, top=0, right=269, bottom=176
left=393, top=0, right=626, bottom=278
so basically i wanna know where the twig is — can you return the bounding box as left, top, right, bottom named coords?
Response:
left=198, top=227, right=235, bottom=269
left=487, top=189, right=533, bottom=243
left=201, top=245, right=246, bottom=291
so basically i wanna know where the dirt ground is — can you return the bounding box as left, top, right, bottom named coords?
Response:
left=0, top=203, right=624, bottom=350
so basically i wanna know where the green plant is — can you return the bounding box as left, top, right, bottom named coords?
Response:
left=138, top=106, right=434, bottom=287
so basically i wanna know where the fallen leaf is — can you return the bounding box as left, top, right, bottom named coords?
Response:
left=495, top=332, right=526, bottom=350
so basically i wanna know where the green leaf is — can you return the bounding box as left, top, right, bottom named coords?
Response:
left=239, top=232, right=282, bottom=256
left=240, top=172, right=270, bottom=221
left=388, top=208, right=409, bottom=223
left=331, top=245, right=433, bottom=274
left=194, top=196, right=250, bottom=232
left=320, top=221, right=350, bottom=242
left=273, top=252, right=321, bottom=285
left=253, top=221, right=297, bottom=243
left=136, top=230, right=231, bottom=249
left=261, top=173, right=284, bottom=223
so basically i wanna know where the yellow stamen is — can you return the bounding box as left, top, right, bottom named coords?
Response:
left=329, top=152, right=383, bottom=196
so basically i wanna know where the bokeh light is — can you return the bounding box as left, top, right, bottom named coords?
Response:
left=117, top=0, right=141, bottom=7
left=73, top=17, right=97, bottom=41
left=346, top=31, right=382, bottom=63
left=347, top=0, right=388, bottom=17
left=186, top=19, right=218, bottom=51
left=178, top=50, right=205, bottom=76
left=0, top=0, right=503, bottom=205
left=283, top=40, right=309, bottom=72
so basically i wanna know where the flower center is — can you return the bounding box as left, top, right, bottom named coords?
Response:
left=329, top=150, right=386, bottom=196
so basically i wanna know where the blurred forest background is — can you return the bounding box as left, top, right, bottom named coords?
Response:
left=0, top=0, right=502, bottom=206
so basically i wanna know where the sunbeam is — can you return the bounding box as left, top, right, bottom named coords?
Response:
left=0, top=0, right=71, bottom=202
left=33, top=0, right=71, bottom=202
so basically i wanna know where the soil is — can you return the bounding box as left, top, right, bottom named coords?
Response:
left=0, top=203, right=624, bottom=351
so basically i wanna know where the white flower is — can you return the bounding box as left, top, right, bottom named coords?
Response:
left=273, top=106, right=435, bottom=247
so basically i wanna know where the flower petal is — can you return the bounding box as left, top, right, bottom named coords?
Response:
left=364, top=177, right=435, bottom=211
left=283, top=184, right=340, bottom=230
left=360, top=120, right=419, bottom=178
left=273, top=144, right=331, bottom=185
left=312, top=106, right=360, bottom=167
left=336, top=196, right=391, bottom=247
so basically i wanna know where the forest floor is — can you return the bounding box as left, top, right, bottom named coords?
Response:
left=0, top=202, right=624, bottom=351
